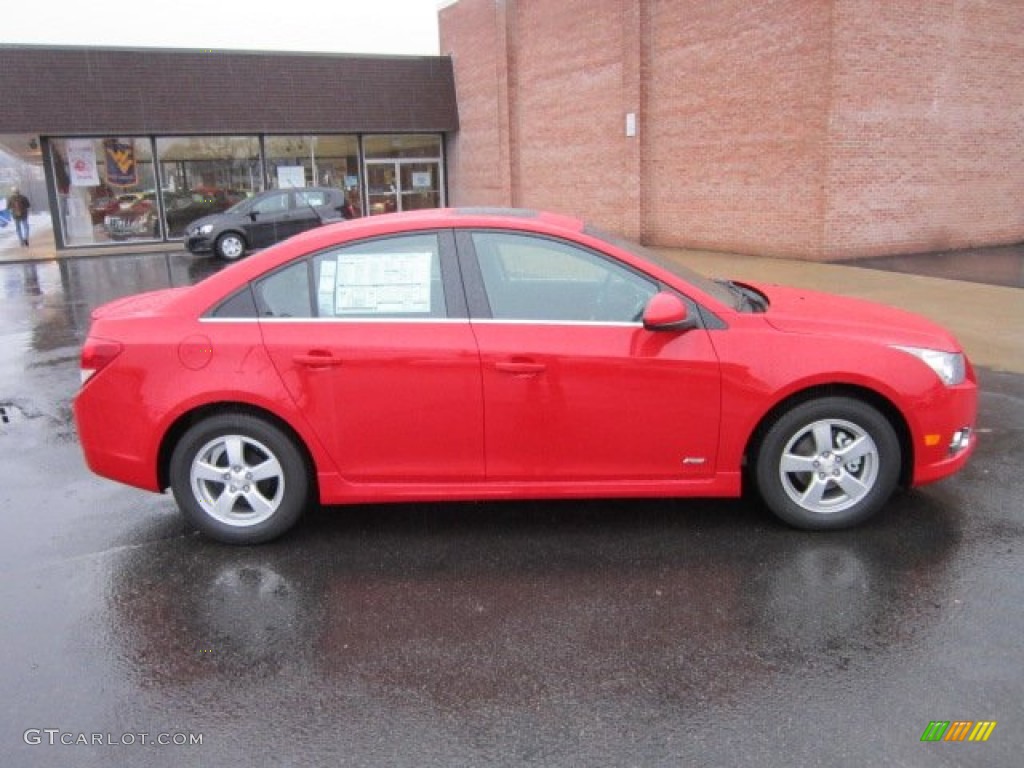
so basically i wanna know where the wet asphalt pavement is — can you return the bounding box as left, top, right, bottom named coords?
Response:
left=0, top=253, right=1021, bottom=767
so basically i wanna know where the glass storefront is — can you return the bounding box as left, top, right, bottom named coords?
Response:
left=156, top=136, right=262, bottom=238
left=46, top=133, right=444, bottom=248
left=363, top=135, right=444, bottom=216
left=51, top=137, right=158, bottom=246
left=265, top=135, right=362, bottom=217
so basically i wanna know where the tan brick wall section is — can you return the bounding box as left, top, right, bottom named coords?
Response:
left=440, top=0, right=1024, bottom=261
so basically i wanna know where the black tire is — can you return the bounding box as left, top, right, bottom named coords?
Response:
left=214, top=232, right=247, bottom=260
left=754, top=397, right=900, bottom=530
left=170, top=413, right=310, bottom=544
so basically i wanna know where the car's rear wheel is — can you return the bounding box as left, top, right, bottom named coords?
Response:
left=215, top=232, right=246, bottom=260
left=754, top=397, right=900, bottom=530
left=170, top=413, right=309, bottom=544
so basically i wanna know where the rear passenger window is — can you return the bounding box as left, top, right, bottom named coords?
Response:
left=296, top=190, right=327, bottom=207
left=253, top=262, right=313, bottom=318
left=312, top=234, right=446, bottom=318
left=209, top=286, right=258, bottom=318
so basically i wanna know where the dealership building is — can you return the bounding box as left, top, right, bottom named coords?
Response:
left=0, top=46, right=457, bottom=251
left=2, top=0, right=1023, bottom=261
left=439, top=0, right=1024, bottom=261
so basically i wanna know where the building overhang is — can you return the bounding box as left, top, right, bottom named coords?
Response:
left=0, top=45, right=460, bottom=136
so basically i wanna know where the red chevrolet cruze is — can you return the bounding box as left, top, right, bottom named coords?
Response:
left=73, top=209, right=977, bottom=544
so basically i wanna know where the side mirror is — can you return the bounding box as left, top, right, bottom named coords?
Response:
left=249, top=212, right=259, bottom=222
left=643, top=291, right=697, bottom=332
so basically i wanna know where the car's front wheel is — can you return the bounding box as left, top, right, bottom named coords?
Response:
left=170, top=413, right=310, bottom=544
left=754, top=397, right=900, bottom=530
left=214, top=232, right=247, bottom=260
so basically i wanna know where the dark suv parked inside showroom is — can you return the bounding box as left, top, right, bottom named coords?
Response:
left=185, top=187, right=350, bottom=260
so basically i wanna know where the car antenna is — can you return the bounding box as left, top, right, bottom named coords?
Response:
left=286, top=181, right=328, bottom=227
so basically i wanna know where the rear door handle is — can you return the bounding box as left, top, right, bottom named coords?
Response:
left=294, top=352, right=343, bottom=369
left=495, top=361, right=546, bottom=375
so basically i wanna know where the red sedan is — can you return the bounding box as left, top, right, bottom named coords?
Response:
left=73, top=209, right=977, bottom=544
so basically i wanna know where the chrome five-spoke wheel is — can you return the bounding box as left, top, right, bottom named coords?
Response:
left=171, top=413, right=309, bottom=544
left=778, top=418, right=879, bottom=514
left=189, top=434, right=285, bottom=527
left=755, top=397, right=900, bottom=530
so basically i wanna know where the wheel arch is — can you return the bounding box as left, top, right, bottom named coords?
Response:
left=157, top=402, right=318, bottom=496
left=743, top=384, right=914, bottom=490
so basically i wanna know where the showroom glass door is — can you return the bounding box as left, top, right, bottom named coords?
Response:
left=365, top=160, right=443, bottom=215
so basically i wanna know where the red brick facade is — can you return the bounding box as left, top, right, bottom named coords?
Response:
left=440, top=0, right=1024, bottom=260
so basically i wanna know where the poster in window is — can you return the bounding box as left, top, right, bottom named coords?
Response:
left=277, top=166, right=306, bottom=189
left=104, top=139, right=138, bottom=187
left=67, top=139, right=100, bottom=187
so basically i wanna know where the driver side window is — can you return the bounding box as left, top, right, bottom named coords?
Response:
left=252, top=192, right=290, bottom=215
left=472, top=232, right=657, bottom=322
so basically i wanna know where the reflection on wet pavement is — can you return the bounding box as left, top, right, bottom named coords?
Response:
left=0, top=253, right=229, bottom=423
left=1, top=252, right=228, bottom=351
left=108, top=497, right=961, bottom=709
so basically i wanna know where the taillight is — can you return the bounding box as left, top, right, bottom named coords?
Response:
left=80, top=337, right=123, bottom=385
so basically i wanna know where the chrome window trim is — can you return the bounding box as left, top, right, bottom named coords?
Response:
left=470, top=319, right=642, bottom=328
left=200, top=317, right=468, bottom=324
left=199, top=317, right=641, bottom=328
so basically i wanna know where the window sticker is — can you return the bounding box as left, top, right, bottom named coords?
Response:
left=317, top=259, right=338, bottom=316
left=322, top=252, right=433, bottom=315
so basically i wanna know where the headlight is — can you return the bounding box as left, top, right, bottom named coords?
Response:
left=892, top=346, right=966, bottom=386
left=199, top=224, right=214, bottom=235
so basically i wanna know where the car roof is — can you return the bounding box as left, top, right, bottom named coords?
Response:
left=357, top=207, right=585, bottom=231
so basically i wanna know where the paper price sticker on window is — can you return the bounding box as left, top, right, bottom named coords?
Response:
left=324, top=252, right=433, bottom=315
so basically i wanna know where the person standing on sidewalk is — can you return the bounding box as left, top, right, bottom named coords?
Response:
left=6, top=187, right=31, bottom=246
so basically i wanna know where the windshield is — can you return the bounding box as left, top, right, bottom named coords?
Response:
left=585, top=226, right=739, bottom=308
left=225, top=197, right=253, bottom=215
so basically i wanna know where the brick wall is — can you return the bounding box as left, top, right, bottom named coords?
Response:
left=440, top=2, right=512, bottom=206
left=513, top=1, right=632, bottom=231
left=441, top=0, right=1024, bottom=260
left=643, top=0, right=832, bottom=257
left=825, top=0, right=1024, bottom=258
left=442, top=0, right=644, bottom=233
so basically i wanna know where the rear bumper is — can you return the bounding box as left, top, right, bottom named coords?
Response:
left=73, top=385, right=161, bottom=492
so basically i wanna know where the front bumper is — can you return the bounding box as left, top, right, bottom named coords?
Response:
left=185, top=235, right=214, bottom=254
left=909, top=380, right=978, bottom=487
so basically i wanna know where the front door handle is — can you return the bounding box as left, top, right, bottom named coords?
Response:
left=294, top=352, right=343, bottom=369
left=495, top=361, right=546, bottom=375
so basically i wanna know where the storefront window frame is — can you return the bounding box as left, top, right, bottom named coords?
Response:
left=48, top=135, right=162, bottom=248
left=360, top=134, right=446, bottom=217
left=41, top=132, right=446, bottom=249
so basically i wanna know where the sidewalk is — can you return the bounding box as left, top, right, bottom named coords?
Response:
left=0, top=213, right=183, bottom=262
